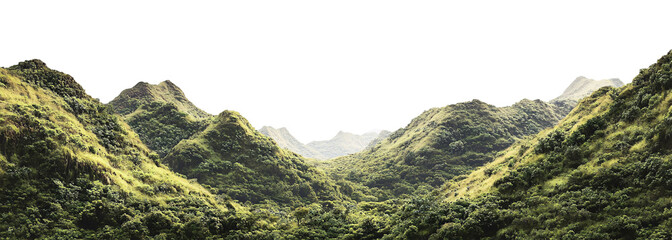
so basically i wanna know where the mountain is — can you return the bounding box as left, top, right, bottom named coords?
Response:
left=259, top=127, right=388, bottom=160
left=321, top=98, right=572, bottom=199
left=259, top=126, right=325, bottom=159
left=306, top=131, right=382, bottom=160
left=108, top=80, right=211, bottom=119
left=0, top=60, right=248, bottom=239
left=383, top=50, right=672, bottom=239
left=552, top=76, right=624, bottom=102
left=109, top=81, right=346, bottom=206
left=163, top=111, right=345, bottom=206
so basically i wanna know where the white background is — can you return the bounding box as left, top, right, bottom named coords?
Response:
left=2, top=1, right=672, bottom=143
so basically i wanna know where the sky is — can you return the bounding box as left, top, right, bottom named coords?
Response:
left=2, top=1, right=672, bottom=143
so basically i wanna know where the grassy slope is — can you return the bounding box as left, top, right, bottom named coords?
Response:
left=320, top=98, right=571, bottom=199
left=0, top=61, right=253, bottom=239
left=384, top=50, right=672, bottom=239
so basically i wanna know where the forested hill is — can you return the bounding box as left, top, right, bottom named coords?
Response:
left=0, top=60, right=247, bottom=239
left=321, top=98, right=572, bottom=199
left=384, top=50, right=672, bottom=239
left=109, top=80, right=347, bottom=206
left=163, top=110, right=346, bottom=206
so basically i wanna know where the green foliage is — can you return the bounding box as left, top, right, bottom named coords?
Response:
left=125, top=101, right=207, bottom=157
left=381, top=49, right=672, bottom=239
left=323, top=98, right=572, bottom=199
left=164, top=111, right=345, bottom=206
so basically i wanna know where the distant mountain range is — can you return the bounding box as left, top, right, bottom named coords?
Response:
left=259, top=127, right=389, bottom=160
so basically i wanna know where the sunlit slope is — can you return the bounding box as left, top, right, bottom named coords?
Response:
left=322, top=98, right=571, bottom=198
left=386, top=50, right=672, bottom=239
left=0, top=60, right=245, bottom=239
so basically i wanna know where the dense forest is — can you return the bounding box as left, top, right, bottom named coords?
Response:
left=1, top=49, right=671, bottom=239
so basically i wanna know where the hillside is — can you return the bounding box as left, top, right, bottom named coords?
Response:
left=259, top=126, right=325, bottom=159
left=163, top=111, right=346, bottom=206
left=0, top=60, right=249, bottom=239
left=321, top=98, right=571, bottom=199
left=108, top=80, right=211, bottom=119
left=552, top=76, right=625, bottom=102
left=382, top=50, right=672, bottom=239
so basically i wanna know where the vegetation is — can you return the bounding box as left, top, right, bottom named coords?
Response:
left=320, top=98, right=572, bottom=199
left=3, top=49, right=671, bottom=239
left=380, top=50, right=672, bottom=239
left=163, top=111, right=346, bottom=206
left=0, top=60, right=252, bottom=239
left=124, top=101, right=208, bottom=157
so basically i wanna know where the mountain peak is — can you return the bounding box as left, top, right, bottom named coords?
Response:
left=108, top=80, right=211, bottom=119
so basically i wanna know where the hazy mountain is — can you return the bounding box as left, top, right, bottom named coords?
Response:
left=259, top=127, right=388, bottom=160
left=259, top=126, right=325, bottom=159
left=108, top=80, right=211, bottom=119
left=387, top=50, right=672, bottom=239
left=552, top=76, right=624, bottom=102
left=306, top=131, right=382, bottom=160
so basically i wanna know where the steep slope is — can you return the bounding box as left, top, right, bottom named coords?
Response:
left=108, top=80, right=210, bottom=119
left=259, top=126, right=324, bottom=159
left=0, top=60, right=249, bottom=239
left=322, top=99, right=571, bottom=199
left=385, top=50, right=672, bottom=239
left=307, top=131, right=382, bottom=159
left=163, top=111, right=344, bottom=206
left=552, top=76, right=625, bottom=102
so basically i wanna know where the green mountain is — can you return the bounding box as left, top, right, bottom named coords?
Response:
left=383, top=50, right=672, bottom=239
left=321, top=99, right=573, bottom=199
left=163, top=111, right=345, bottom=206
left=108, top=80, right=211, bottom=119
left=108, top=81, right=346, bottom=207
left=0, top=60, right=249, bottom=239
left=259, top=126, right=325, bottom=159
left=552, top=76, right=625, bottom=102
